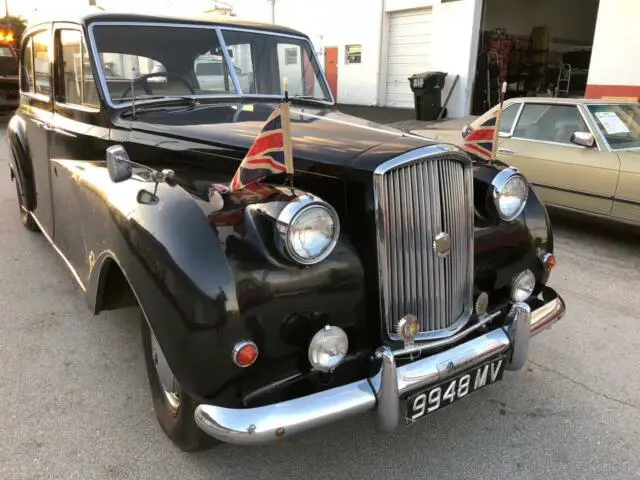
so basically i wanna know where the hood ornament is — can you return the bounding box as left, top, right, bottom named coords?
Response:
left=433, top=232, right=451, bottom=258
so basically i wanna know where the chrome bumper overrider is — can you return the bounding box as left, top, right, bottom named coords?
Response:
left=195, top=288, right=565, bottom=445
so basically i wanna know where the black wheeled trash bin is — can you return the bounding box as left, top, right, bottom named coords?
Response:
left=408, top=71, right=448, bottom=121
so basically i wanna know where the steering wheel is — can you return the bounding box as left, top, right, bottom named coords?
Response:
left=121, top=72, right=196, bottom=98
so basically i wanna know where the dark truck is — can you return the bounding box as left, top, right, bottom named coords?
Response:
left=0, top=41, right=18, bottom=115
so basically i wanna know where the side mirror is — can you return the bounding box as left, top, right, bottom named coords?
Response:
left=106, top=145, right=133, bottom=183
left=461, top=124, right=472, bottom=139
left=570, top=131, right=596, bottom=148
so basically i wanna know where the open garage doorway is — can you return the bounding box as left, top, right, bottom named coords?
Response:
left=471, top=0, right=600, bottom=115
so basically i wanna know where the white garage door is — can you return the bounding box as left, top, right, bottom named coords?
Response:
left=384, top=8, right=433, bottom=108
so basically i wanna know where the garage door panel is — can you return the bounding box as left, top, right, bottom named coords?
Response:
left=389, top=12, right=432, bottom=24
left=384, top=8, right=432, bottom=109
left=388, top=37, right=433, bottom=48
left=388, top=22, right=432, bottom=36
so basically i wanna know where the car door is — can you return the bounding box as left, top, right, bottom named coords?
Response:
left=612, top=151, right=640, bottom=224
left=20, top=29, right=55, bottom=236
left=583, top=103, right=640, bottom=225
left=49, top=25, right=112, bottom=284
left=497, top=103, right=620, bottom=216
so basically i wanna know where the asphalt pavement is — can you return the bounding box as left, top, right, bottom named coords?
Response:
left=0, top=125, right=638, bottom=480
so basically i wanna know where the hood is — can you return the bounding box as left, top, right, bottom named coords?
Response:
left=117, top=102, right=434, bottom=177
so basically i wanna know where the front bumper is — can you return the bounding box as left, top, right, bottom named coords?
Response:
left=195, top=287, right=565, bottom=445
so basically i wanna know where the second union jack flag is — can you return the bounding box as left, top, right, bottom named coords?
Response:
left=460, top=107, right=498, bottom=162
left=230, top=104, right=293, bottom=191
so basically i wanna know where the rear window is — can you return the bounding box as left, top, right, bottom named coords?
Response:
left=195, top=62, right=223, bottom=76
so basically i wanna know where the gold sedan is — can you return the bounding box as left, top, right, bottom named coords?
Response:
left=465, top=98, right=640, bottom=225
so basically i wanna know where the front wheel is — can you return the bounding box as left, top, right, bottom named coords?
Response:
left=14, top=176, right=38, bottom=232
left=141, top=315, right=217, bottom=451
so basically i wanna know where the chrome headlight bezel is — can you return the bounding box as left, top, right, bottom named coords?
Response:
left=275, top=195, right=340, bottom=266
left=491, top=167, right=529, bottom=221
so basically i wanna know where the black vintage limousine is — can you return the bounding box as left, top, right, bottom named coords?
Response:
left=7, top=10, right=565, bottom=451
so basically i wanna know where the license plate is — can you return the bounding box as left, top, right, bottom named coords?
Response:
left=406, top=357, right=505, bottom=422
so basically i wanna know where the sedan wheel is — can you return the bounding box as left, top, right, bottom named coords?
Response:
left=14, top=177, right=39, bottom=232
left=141, top=314, right=216, bottom=451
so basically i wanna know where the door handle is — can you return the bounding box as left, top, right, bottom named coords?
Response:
left=498, top=147, right=516, bottom=155
left=34, top=119, right=55, bottom=131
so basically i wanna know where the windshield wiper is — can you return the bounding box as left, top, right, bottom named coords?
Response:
left=120, top=95, right=200, bottom=117
left=289, top=95, right=329, bottom=105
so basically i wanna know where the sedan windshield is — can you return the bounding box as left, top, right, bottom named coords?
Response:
left=587, top=104, right=640, bottom=150
left=91, top=24, right=331, bottom=104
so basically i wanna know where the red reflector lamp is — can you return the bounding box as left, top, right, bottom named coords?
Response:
left=543, top=253, right=556, bottom=271
left=232, top=340, right=259, bottom=368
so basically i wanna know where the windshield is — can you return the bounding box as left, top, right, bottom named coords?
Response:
left=91, top=24, right=331, bottom=104
left=587, top=104, right=640, bottom=150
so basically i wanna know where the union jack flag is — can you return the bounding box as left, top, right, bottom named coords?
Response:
left=460, top=107, right=499, bottom=162
left=230, top=104, right=294, bottom=191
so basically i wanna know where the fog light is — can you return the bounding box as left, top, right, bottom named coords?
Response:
left=511, top=269, right=535, bottom=302
left=232, top=340, right=259, bottom=368
left=308, top=325, right=348, bottom=372
left=475, top=292, right=489, bottom=316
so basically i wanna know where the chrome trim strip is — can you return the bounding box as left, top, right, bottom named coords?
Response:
left=28, top=213, right=87, bottom=292
left=87, top=22, right=335, bottom=109
left=532, top=181, right=614, bottom=201
left=614, top=196, right=640, bottom=206
left=194, top=289, right=565, bottom=445
left=373, top=144, right=474, bottom=341
left=509, top=136, right=589, bottom=149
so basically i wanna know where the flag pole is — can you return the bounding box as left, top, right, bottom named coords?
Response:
left=281, top=76, right=295, bottom=185
left=490, top=81, right=507, bottom=163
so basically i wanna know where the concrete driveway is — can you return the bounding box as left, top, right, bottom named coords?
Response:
left=0, top=124, right=638, bottom=480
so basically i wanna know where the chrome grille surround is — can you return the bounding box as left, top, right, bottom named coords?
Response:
left=373, top=144, right=474, bottom=342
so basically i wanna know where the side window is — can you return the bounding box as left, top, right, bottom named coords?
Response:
left=82, top=40, right=100, bottom=107
left=513, top=104, right=586, bottom=144
left=498, top=104, right=519, bottom=134
left=58, top=30, right=82, bottom=104
left=20, top=37, right=34, bottom=93
left=56, top=29, right=100, bottom=107
left=33, top=31, right=51, bottom=96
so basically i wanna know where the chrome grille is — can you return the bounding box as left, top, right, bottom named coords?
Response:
left=374, top=148, right=474, bottom=339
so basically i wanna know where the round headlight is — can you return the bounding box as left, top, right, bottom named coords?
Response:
left=492, top=169, right=529, bottom=221
left=308, top=325, right=348, bottom=372
left=511, top=269, right=536, bottom=302
left=276, top=197, right=340, bottom=265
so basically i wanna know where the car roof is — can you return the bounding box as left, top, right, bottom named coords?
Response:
left=25, top=8, right=307, bottom=38
left=505, top=96, right=639, bottom=106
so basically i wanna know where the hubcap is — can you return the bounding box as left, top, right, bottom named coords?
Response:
left=150, top=331, right=181, bottom=413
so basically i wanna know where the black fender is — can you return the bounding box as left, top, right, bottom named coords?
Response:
left=83, top=175, right=366, bottom=406
left=6, top=114, right=36, bottom=210
left=471, top=161, right=554, bottom=294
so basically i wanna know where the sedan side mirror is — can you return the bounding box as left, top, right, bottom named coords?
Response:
left=106, top=145, right=133, bottom=183
left=570, top=131, right=596, bottom=148
left=461, top=124, right=472, bottom=139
